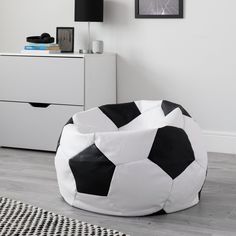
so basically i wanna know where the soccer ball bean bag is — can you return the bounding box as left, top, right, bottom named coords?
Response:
left=55, top=100, right=208, bottom=216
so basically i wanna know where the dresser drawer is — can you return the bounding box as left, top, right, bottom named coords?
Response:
left=0, top=56, right=84, bottom=105
left=0, top=101, right=83, bottom=151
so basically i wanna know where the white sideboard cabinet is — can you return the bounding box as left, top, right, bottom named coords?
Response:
left=0, top=53, right=117, bottom=151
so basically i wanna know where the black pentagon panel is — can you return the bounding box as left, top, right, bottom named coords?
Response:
left=148, top=126, right=195, bottom=179
left=149, top=209, right=167, bottom=216
left=99, top=102, right=141, bottom=128
left=65, top=117, right=74, bottom=126
left=69, top=144, right=116, bottom=196
left=161, top=100, right=191, bottom=118
left=56, top=117, right=74, bottom=151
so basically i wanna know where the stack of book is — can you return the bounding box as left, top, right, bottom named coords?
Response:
left=21, top=43, right=61, bottom=54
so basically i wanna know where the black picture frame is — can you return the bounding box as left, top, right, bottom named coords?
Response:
left=56, top=27, right=74, bottom=53
left=135, top=0, right=183, bottom=19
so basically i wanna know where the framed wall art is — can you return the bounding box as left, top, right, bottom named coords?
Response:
left=56, top=27, right=74, bottom=53
left=135, top=0, right=183, bottom=19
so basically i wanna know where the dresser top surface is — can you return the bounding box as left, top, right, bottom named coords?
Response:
left=0, top=52, right=115, bottom=58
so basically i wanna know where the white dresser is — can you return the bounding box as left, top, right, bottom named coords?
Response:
left=0, top=53, right=116, bottom=151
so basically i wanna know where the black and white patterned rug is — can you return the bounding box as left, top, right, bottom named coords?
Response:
left=0, top=197, right=128, bottom=236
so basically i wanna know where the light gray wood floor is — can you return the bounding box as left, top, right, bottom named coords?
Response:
left=0, top=148, right=236, bottom=236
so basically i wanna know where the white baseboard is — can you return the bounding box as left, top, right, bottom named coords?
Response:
left=203, top=130, right=236, bottom=154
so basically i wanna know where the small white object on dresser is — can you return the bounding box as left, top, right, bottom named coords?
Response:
left=0, top=53, right=117, bottom=151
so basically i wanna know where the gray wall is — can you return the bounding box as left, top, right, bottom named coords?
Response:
left=0, top=0, right=236, bottom=153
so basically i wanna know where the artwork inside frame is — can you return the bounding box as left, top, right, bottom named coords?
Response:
left=135, top=0, right=183, bottom=18
left=56, top=27, right=74, bottom=53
